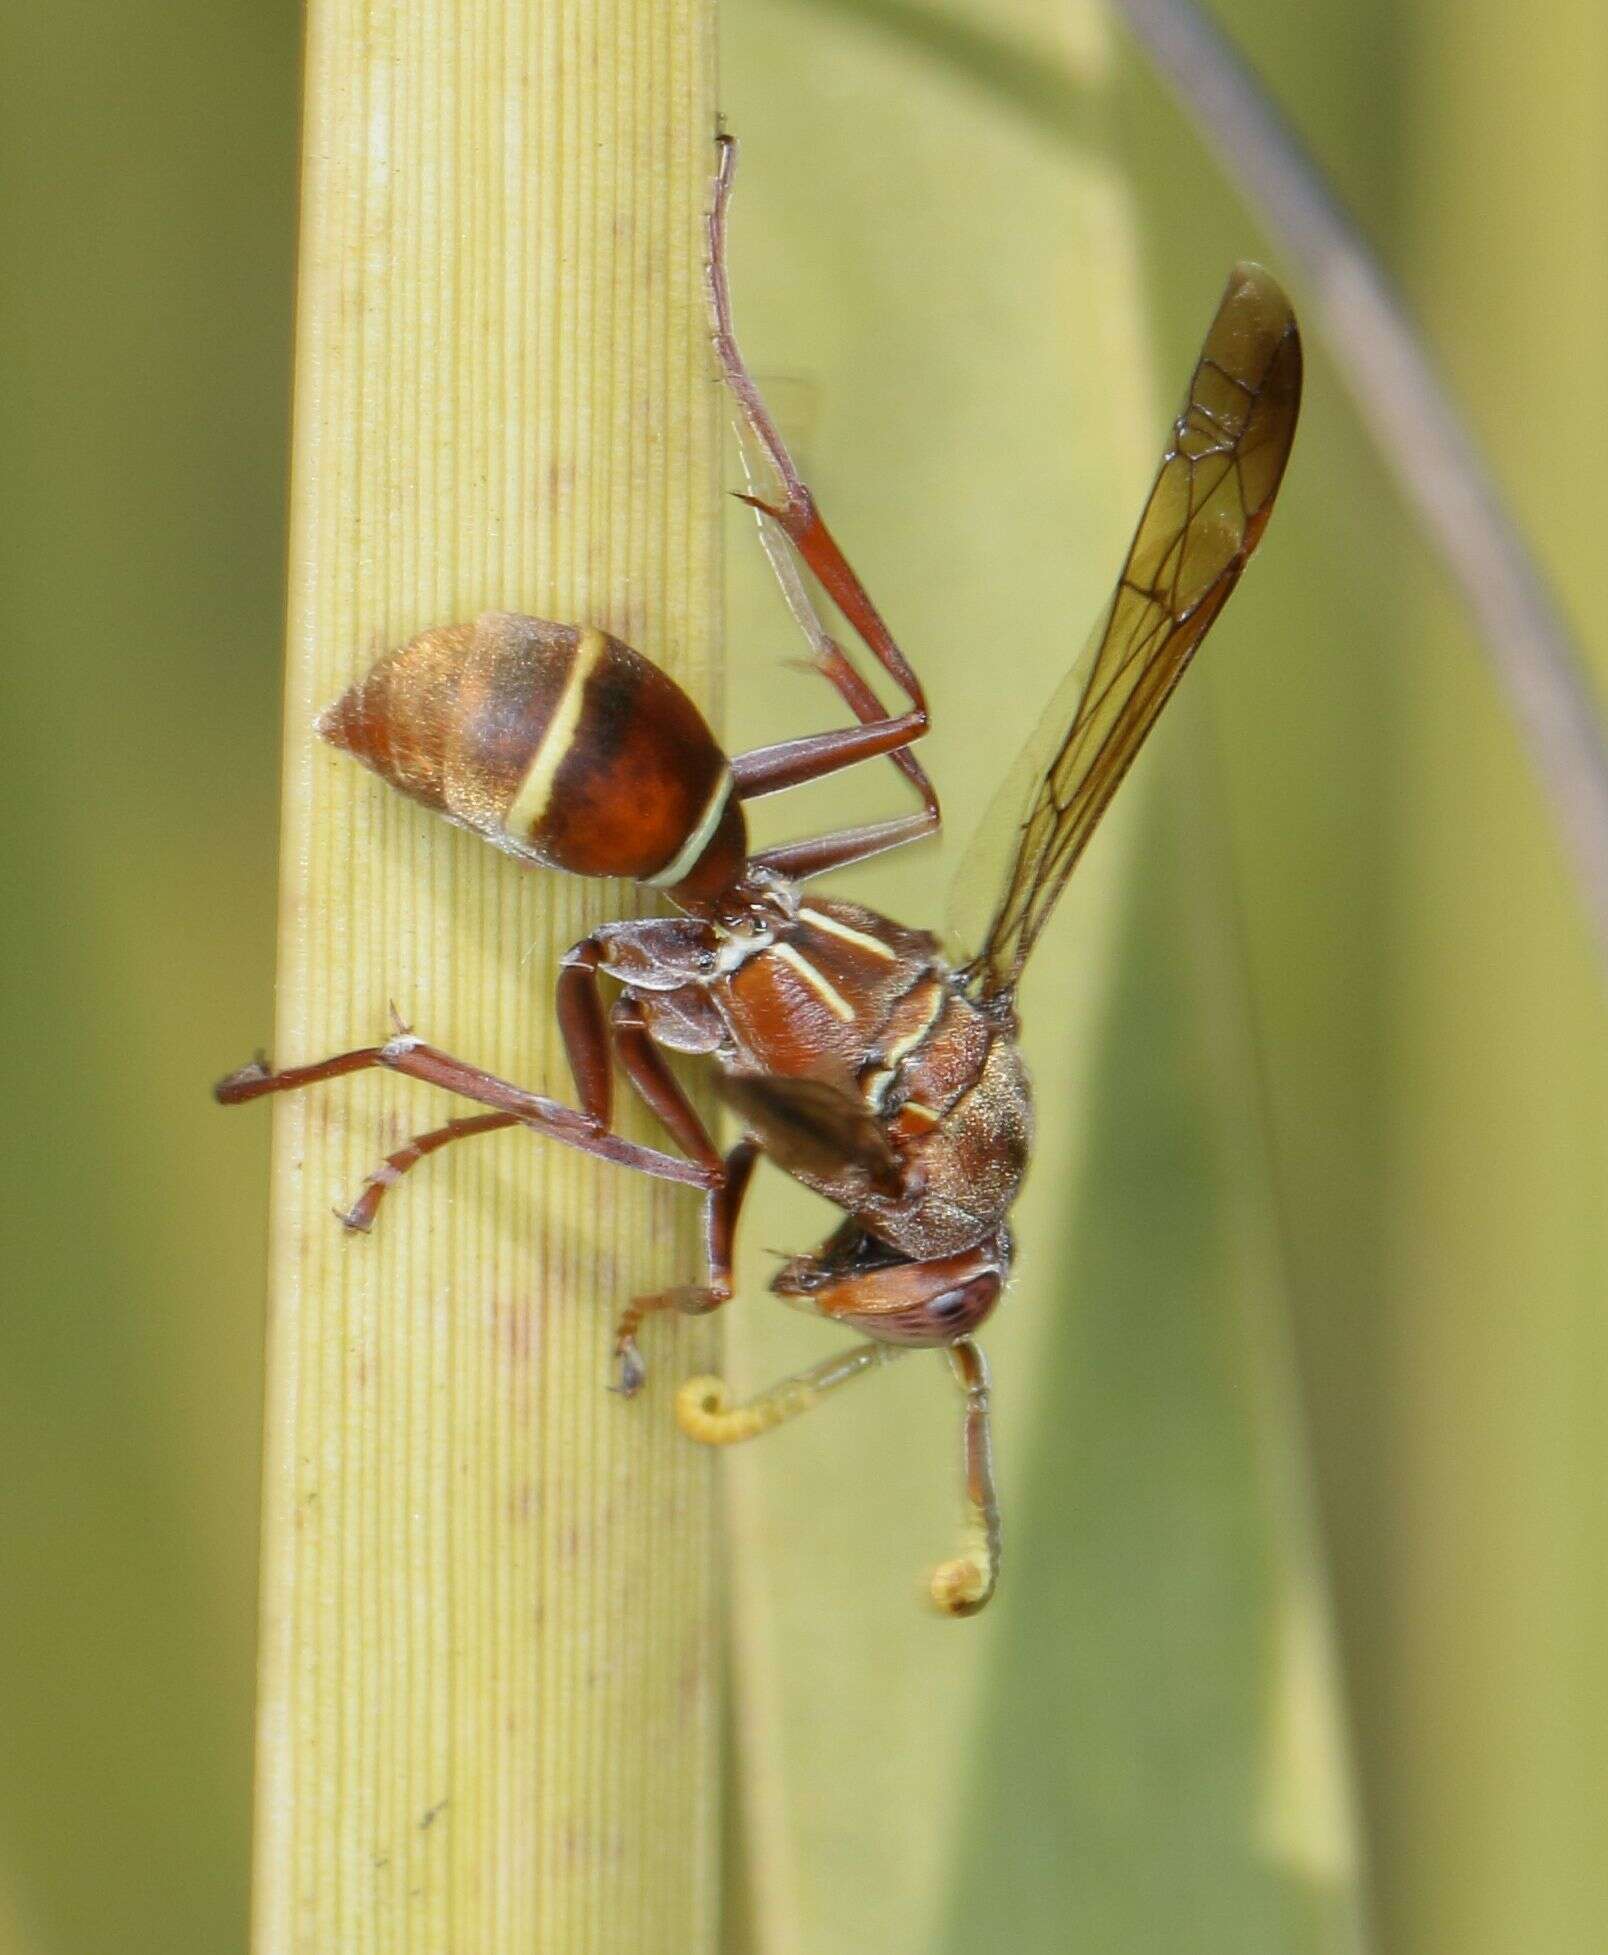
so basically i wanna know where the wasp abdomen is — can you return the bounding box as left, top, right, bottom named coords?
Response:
left=318, top=611, right=746, bottom=899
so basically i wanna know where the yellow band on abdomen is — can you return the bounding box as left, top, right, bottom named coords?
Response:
left=644, top=765, right=734, bottom=889
left=504, top=627, right=607, bottom=840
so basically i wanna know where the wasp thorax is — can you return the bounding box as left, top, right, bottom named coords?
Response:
left=318, top=611, right=748, bottom=898
left=594, top=916, right=722, bottom=989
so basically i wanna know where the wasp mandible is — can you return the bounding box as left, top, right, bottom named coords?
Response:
left=219, top=136, right=1302, bottom=1616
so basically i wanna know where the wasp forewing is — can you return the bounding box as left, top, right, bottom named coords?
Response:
left=952, top=264, right=1302, bottom=1002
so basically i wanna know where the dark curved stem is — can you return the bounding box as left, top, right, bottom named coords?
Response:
left=816, top=0, right=1608, bottom=968
left=1110, top=0, right=1608, bottom=969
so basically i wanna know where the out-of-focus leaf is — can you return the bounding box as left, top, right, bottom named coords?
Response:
left=934, top=781, right=1363, bottom=1955
left=0, top=4, right=295, bottom=1950
left=1375, top=2, right=1608, bottom=1949
left=719, top=5, right=1363, bottom=1952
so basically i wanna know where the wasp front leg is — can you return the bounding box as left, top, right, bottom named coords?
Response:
left=612, top=1139, right=760, bottom=1396
left=593, top=985, right=753, bottom=1392
left=332, top=1097, right=755, bottom=1396
left=779, top=1233, right=1005, bottom=1611
left=218, top=944, right=753, bottom=1389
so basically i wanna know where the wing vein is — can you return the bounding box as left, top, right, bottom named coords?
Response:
left=959, top=264, right=1302, bottom=1001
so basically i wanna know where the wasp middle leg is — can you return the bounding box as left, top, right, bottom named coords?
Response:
left=216, top=943, right=736, bottom=1232
left=321, top=968, right=730, bottom=1241
left=214, top=1035, right=717, bottom=1189
left=337, top=1109, right=523, bottom=1232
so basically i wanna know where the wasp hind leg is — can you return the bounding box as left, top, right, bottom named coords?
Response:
left=708, top=135, right=941, bottom=852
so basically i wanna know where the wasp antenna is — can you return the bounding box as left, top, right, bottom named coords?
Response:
left=677, top=1341, right=906, bottom=1447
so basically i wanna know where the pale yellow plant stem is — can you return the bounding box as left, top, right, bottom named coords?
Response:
left=254, top=4, right=721, bottom=1950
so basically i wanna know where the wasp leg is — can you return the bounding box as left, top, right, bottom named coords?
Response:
left=749, top=812, right=940, bottom=883
left=606, top=997, right=743, bottom=1393
left=676, top=1335, right=908, bottom=1443
left=338, top=1110, right=521, bottom=1231
left=555, top=937, right=616, bottom=1127
left=929, top=1338, right=1001, bottom=1618
left=730, top=713, right=928, bottom=800
left=612, top=1139, right=760, bottom=1397
left=214, top=1037, right=716, bottom=1190
left=707, top=134, right=940, bottom=829
left=608, top=994, right=725, bottom=1177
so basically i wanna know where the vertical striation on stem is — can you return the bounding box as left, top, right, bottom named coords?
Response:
left=254, top=4, right=722, bottom=1950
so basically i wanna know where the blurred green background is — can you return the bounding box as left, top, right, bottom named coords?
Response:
left=2, top=3, right=1603, bottom=1953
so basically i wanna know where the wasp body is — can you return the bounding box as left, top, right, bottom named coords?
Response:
left=219, top=139, right=1301, bottom=1614
left=320, top=615, right=749, bottom=902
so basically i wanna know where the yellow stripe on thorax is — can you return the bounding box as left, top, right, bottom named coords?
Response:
left=771, top=943, right=856, bottom=1022
left=504, top=626, right=606, bottom=840
left=797, top=906, right=900, bottom=961
left=883, top=981, right=946, bottom=1069
left=862, top=980, right=947, bottom=1109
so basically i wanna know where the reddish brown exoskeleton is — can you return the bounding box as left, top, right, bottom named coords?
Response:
left=218, top=137, right=1301, bottom=1615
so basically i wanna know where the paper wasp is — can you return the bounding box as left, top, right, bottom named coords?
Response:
left=218, top=137, right=1301, bottom=1615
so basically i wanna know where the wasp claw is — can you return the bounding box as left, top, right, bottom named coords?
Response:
left=732, top=489, right=786, bottom=523
left=213, top=1057, right=274, bottom=1103
left=611, top=1341, right=646, bottom=1398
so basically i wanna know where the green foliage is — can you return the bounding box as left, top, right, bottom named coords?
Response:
left=1, top=1, right=1602, bottom=1951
